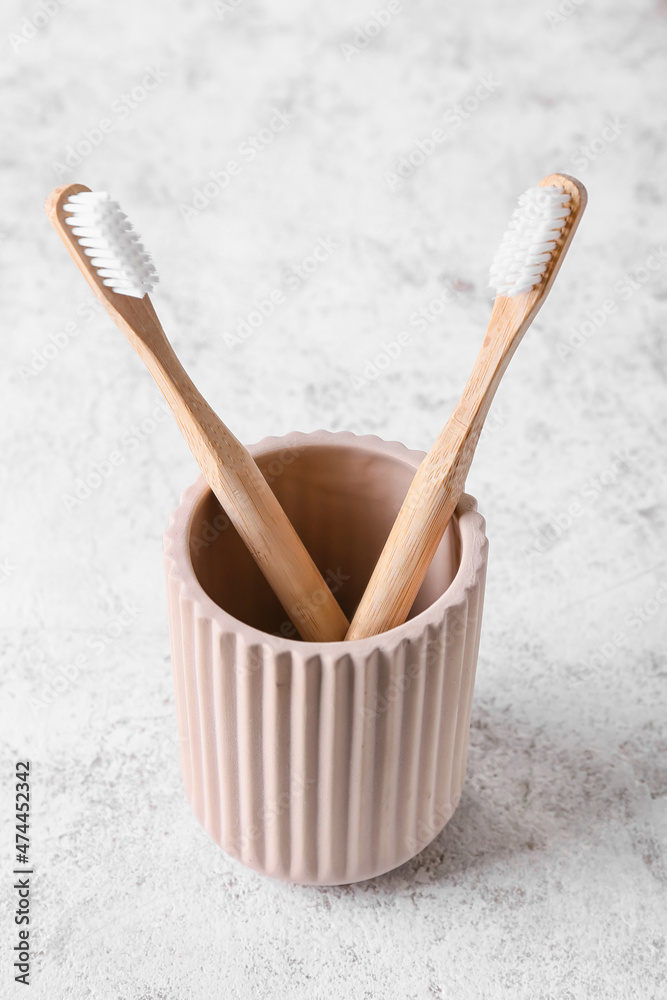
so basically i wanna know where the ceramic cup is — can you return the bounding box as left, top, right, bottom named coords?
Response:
left=164, top=430, right=488, bottom=885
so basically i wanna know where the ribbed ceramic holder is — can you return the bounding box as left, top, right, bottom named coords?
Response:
left=164, top=430, right=488, bottom=885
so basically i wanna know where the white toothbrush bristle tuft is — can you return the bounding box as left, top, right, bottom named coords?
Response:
left=489, top=185, right=571, bottom=298
left=63, top=191, right=159, bottom=299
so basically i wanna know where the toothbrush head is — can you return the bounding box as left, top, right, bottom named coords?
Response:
left=489, top=176, right=586, bottom=298
left=62, top=190, right=158, bottom=299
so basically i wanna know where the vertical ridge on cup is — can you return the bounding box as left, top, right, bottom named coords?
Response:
left=164, top=430, right=488, bottom=885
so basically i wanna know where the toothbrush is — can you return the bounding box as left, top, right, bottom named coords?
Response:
left=346, top=173, right=587, bottom=640
left=45, top=183, right=350, bottom=643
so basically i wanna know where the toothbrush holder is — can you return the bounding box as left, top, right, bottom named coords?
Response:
left=163, top=430, right=488, bottom=885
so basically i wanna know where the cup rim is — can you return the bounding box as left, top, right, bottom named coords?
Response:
left=164, top=429, right=488, bottom=655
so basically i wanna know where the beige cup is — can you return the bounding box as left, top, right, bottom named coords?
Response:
left=164, top=430, right=488, bottom=885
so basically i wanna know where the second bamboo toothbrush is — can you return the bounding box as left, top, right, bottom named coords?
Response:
left=46, top=183, right=349, bottom=643
left=346, top=173, right=587, bottom=640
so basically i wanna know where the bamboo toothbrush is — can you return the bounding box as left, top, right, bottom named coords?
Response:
left=346, top=173, right=587, bottom=640
left=46, top=183, right=349, bottom=643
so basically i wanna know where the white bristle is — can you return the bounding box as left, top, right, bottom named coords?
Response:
left=63, top=191, right=159, bottom=299
left=489, top=185, right=571, bottom=297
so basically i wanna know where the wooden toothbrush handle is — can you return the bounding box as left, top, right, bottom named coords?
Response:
left=345, top=296, right=531, bottom=641
left=142, top=331, right=350, bottom=643
left=45, top=183, right=348, bottom=642
left=345, top=421, right=477, bottom=640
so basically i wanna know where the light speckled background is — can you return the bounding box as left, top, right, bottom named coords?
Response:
left=1, top=0, right=666, bottom=997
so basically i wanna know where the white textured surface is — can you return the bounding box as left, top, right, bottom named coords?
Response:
left=1, top=0, right=666, bottom=997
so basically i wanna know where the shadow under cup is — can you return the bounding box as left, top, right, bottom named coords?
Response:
left=164, top=430, right=488, bottom=885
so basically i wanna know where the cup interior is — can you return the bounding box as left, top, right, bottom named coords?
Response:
left=188, top=442, right=461, bottom=640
